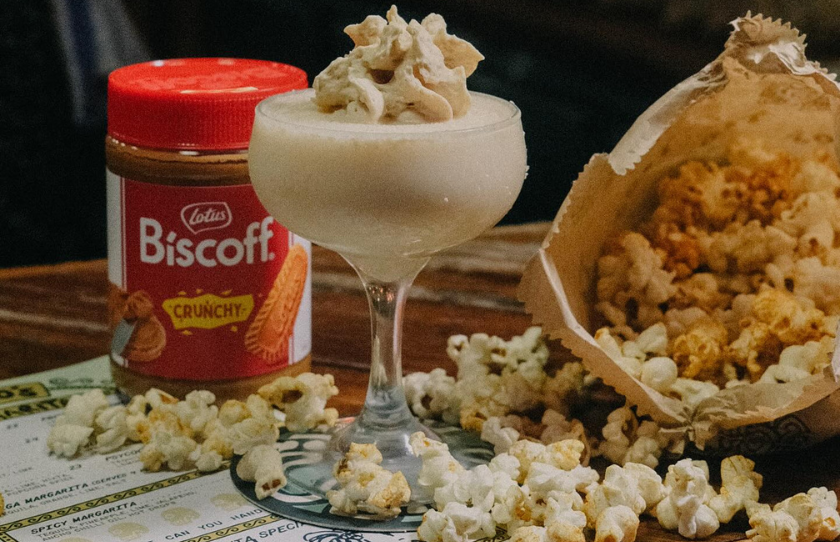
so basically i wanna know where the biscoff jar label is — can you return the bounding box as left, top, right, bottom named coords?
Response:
left=106, top=171, right=311, bottom=380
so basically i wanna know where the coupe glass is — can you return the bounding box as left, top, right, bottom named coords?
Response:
left=249, top=89, right=527, bottom=505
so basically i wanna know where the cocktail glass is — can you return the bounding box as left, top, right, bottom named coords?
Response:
left=248, top=89, right=527, bottom=505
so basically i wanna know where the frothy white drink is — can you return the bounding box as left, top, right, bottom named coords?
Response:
left=249, top=89, right=527, bottom=274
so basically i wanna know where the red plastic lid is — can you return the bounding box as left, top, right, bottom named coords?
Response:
left=108, top=58, right=308, bottom=150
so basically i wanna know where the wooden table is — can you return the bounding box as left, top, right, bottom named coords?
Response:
left=1, top=222, right=838, bottom=542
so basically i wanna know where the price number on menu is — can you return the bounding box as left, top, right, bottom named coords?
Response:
left=0, top=382, right=50, bottom=405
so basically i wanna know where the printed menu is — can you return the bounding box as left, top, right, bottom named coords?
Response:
left=0, top=358, right=415, bottom=542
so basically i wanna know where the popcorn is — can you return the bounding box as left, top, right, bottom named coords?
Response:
left=47, top=424, right=94, bottom=458
left=417, top=509, right=462, bottom=542
left=615, top=464, right=660, bottom=510
left=327, top=442, right=410, bottom=518
left=670, top=318, right=729, bottom=383
left=171, top=390, right=218, bottom=435
left=543, top=493, right=587, bottom=530
left=48, top=371, right=335, bottom=474
left=592, top=140, right=840, bottom=395
left=507, top=526, right=548, bottom=542
left=94, top=405, right=130, bottom=453
left=746, top=502, right=800, bottom=542
left=417, top=505, right=493, bottom=542
left=409, top=432, right=465, bottom=496
left=404, top=368, right=459, bottom=423
left=731, top=289, right=832, bottom=380
left=47, top=389, right=112, bottom=457
left=62, top=389, right=110, bottom=427
left=774, top=493, right=823, bottom=542
left=709, top=455, right=763, bottom=523
left=807, top=487, right=840, bottom=541
left=480, top=417, right=520, bottom=454
left=597, top=407, right=670, bottom=469
left=594, top=505, right=639, bottom=542
left=227, top=416, right=279, bottom=456
left=508, top=440, right=549, bottom=483
left=583, top=465, right=647, bottom=527
left=235, top=444, right=287, bottom=500
left=507, top=523, right=586, bottom=542
left=526, top=462, right=598, bottom=505
left=139, top=431, right=197, bottom=472
left=258, top=372, right=339, bottom=432
left=596, top=232, right=676, bottom=331
left=537, top=439, right=585, bottom=471
left=446, top=328, right=555, bottom=426
left=655, top=459, right=720, bottom=539
left=595, top=328, right=642, bottom=379
left=639, top=356, right=678, bottom=393
left=434, top=464, right=495, bottom=512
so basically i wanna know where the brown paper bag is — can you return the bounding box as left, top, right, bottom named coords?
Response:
left=519, top=14, right=840, bottom=454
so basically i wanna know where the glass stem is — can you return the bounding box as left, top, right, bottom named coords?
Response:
left=353, top=264, right=424, bottom=432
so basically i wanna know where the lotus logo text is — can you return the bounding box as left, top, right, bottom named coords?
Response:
left=181, top=202, right=232, bottom=234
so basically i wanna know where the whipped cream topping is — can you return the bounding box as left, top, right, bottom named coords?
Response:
left=313, top=6, right=484, bottom=123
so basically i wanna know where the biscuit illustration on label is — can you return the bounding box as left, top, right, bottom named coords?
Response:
left=108, top=284, right=167, bottom=363
left=245, top=244, right=308, bottom=363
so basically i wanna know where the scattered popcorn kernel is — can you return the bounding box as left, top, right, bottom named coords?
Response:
left=236, top=444, right=287, bottom=500
left=584, top=465, right=646, bottom=528
left=172, top=390, right=218, bottom=435
left=509, top=440, right=548, bottom=483
left=709, top=455, right=763, bottom=523
left=417, top=508, right=462, bottom=542
left=410, top=432, right=465, bottom=492
left=597, top=407, right=670, bottom=469
left=404, top=368, right=459, bottom=423
left=61, top=389, right=110, bottom=428
left=481, top=416, right=520, bottom=455
left=807, top=487, right=840, bottom=541
left=94, top=405, right=130, bottom=453
left=327, top=442, right=410, bottom=518
left=47, top=424, right=94, bottom=458
left=508, top=525, right=548, bottom=542
left=227, top=417, right=279, bottom=456
left=774, top=493, right=822, bottom=542
left=746, top=503, right=800, bottom=542
left=655, top=459, right=720, bottom=539
left=139, top=431, right=198, bottom=472
left=594, top=505, right=639, bottom=542
left=258, top=372, right=339, bottom=432
left=538, top=439, right=585, bottom=471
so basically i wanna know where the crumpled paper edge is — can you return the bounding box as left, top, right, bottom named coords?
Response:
left=610, top=12, right=840, bottom=176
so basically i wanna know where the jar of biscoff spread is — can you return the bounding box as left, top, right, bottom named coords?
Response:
left=106, top=58, right=311, bottom=401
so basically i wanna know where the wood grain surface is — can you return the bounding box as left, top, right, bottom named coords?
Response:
left=2, top=222, right=839, bottom=542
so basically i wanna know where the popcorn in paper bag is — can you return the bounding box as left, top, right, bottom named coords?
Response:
left=519, top=14, right=840, bottom=454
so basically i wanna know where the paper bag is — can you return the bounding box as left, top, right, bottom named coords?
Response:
left=519, top=14, right=840, bottom=454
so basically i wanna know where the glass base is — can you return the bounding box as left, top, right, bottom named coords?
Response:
left=278, top=417, right=493, bottom=506
left=230, top=418, right=494, bottom=532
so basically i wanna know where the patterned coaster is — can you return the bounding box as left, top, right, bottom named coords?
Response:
left=230, top=420, right=494, bottom=533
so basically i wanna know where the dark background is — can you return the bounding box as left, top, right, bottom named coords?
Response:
left=3, top=0, right=840, bottom=267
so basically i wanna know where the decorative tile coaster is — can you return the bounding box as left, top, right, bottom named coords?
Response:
left=230, top=420, right=494, bottom=533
